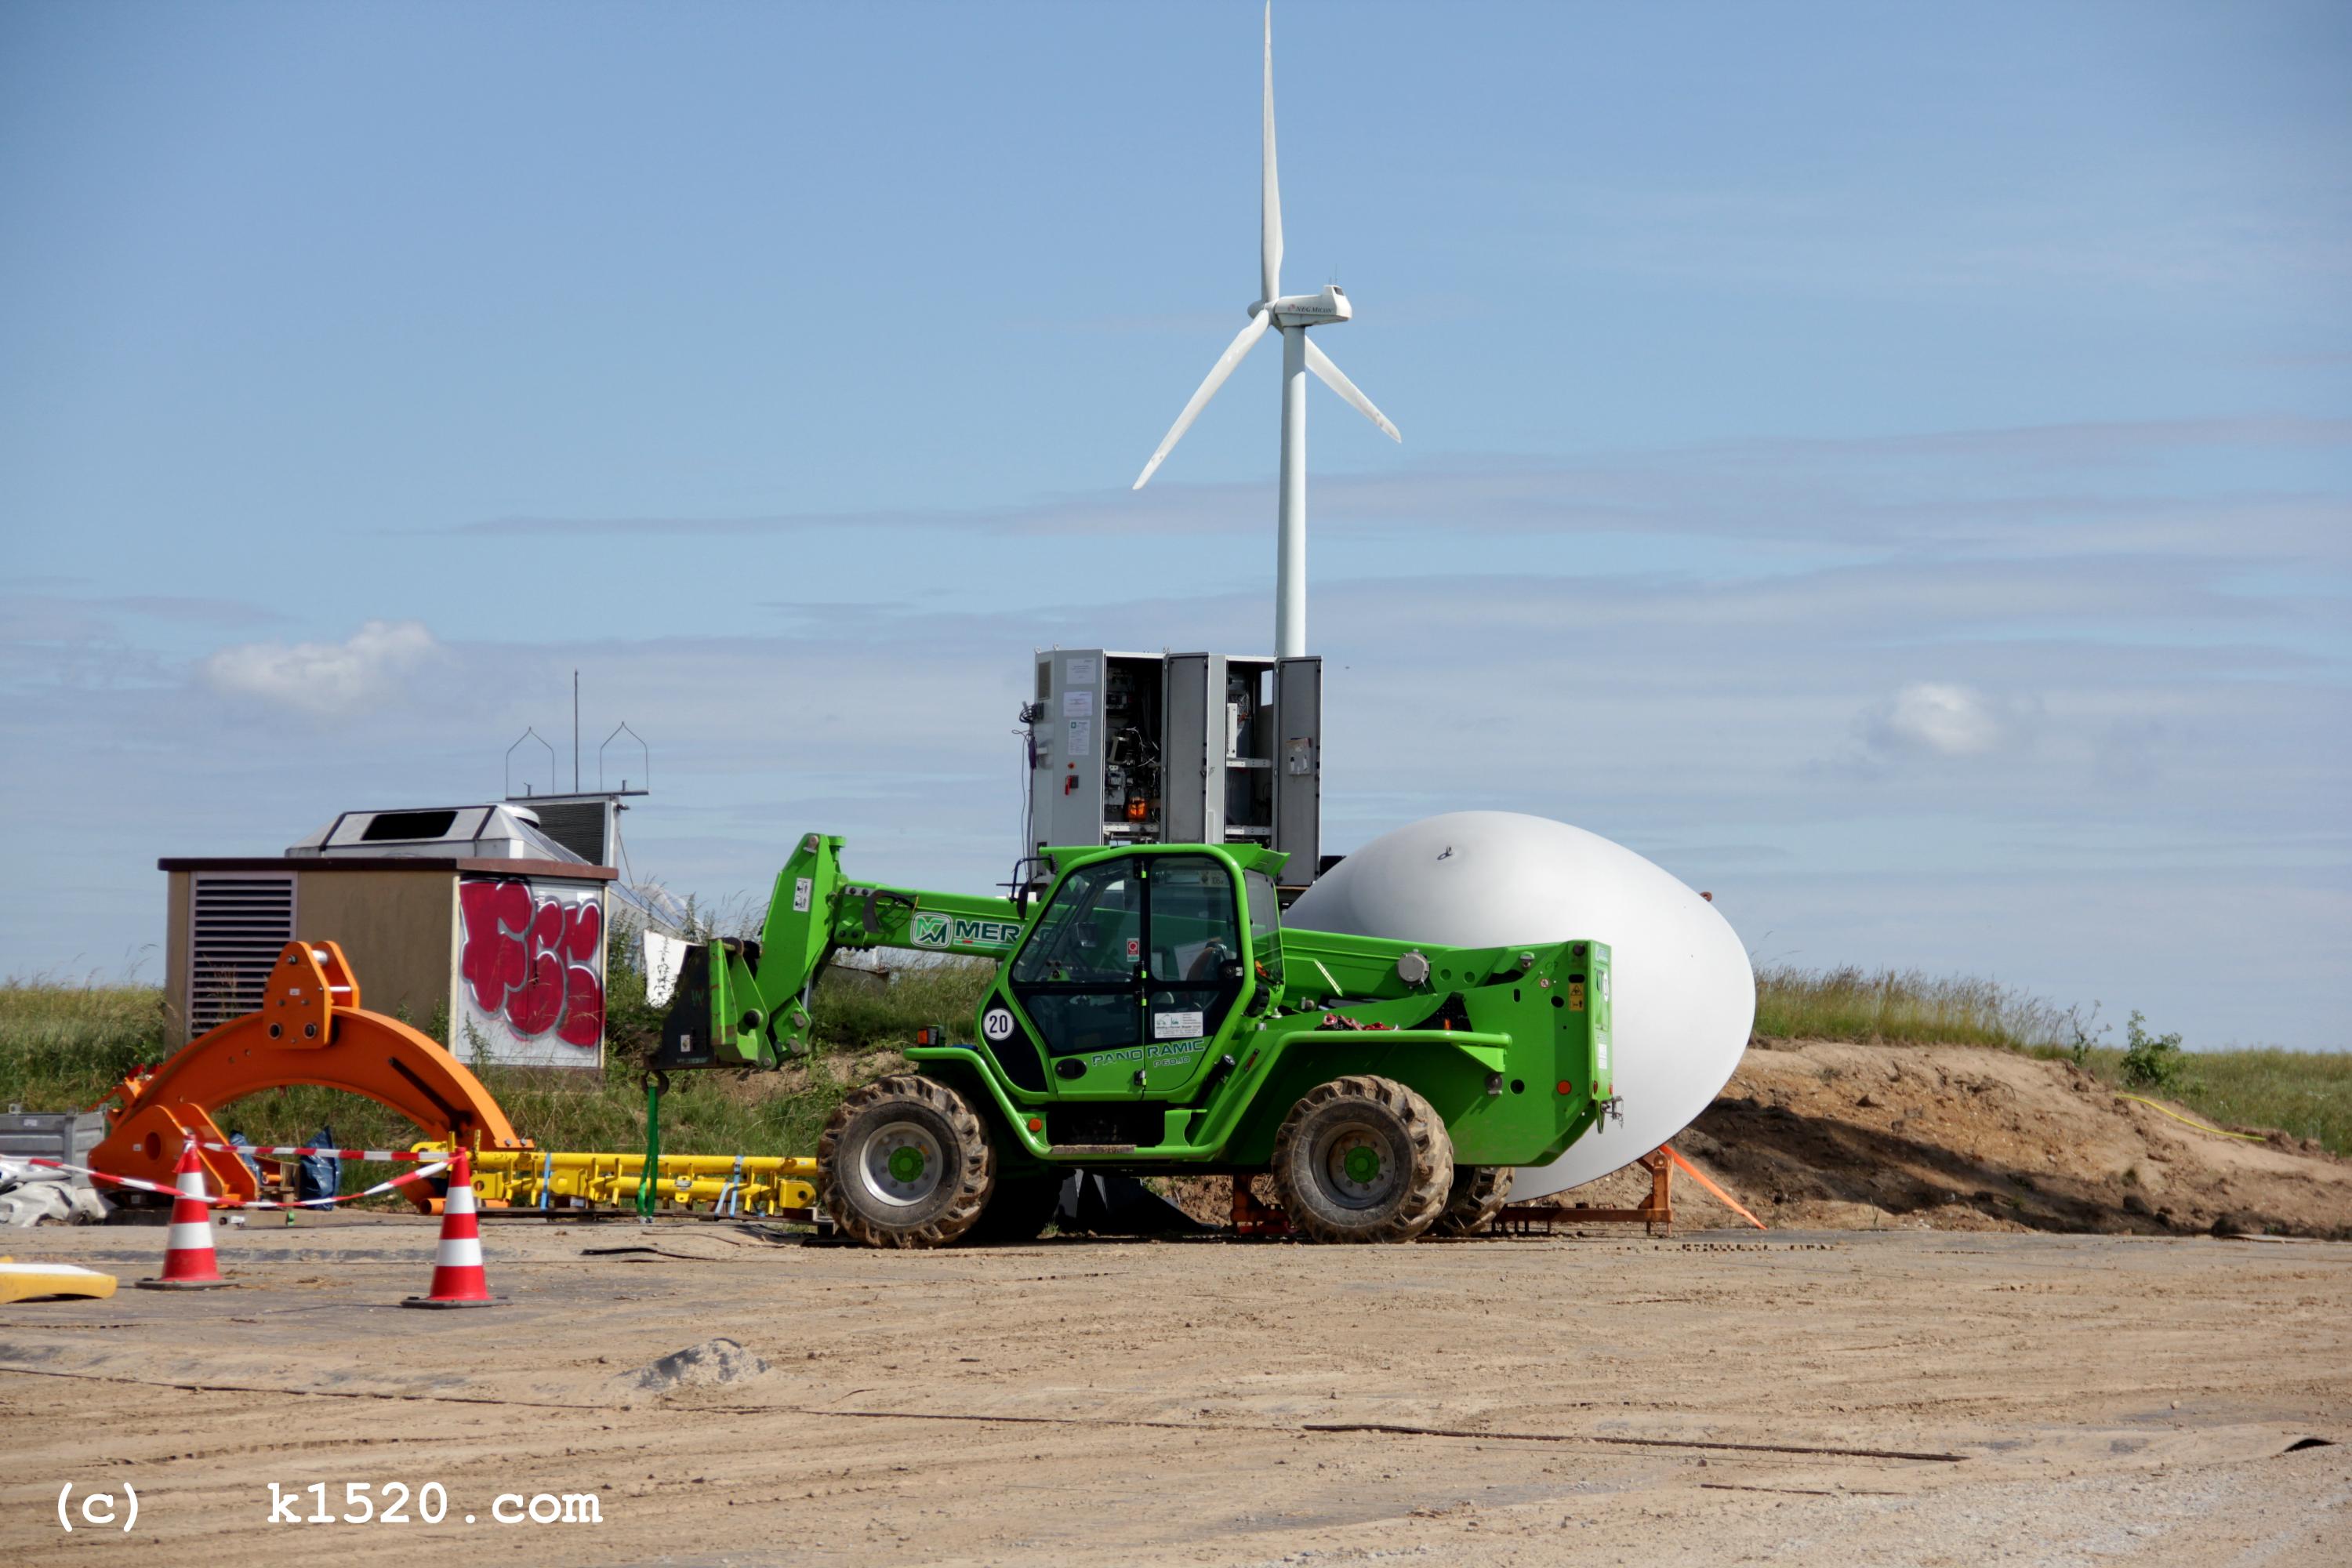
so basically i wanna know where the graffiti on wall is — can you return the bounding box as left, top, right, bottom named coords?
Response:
left=456, top=878, right=604, bottom=1066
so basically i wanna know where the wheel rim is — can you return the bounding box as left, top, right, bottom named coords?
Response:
left=1313, top=1121, right=1399, bottom=1210
left=860, top=1120, right=946, bottom=1208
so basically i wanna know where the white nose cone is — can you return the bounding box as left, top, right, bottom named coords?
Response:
left=1286, top=811, right=1754, bottom=1198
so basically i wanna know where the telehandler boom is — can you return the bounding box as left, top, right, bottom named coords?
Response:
left=655, top=834, right=1615, bottom=1245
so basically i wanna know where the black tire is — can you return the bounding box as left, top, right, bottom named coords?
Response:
left=817, top=1075, right=993, bottom=1248
left=1429, top=1164, right=1513, bottom=1236
left=1270, top=1075, right=1454, bottom=1243
left=962, top=1170, right=1064, bottom=1246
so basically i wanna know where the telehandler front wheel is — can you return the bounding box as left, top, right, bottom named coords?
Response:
left=818, top=1075, right=994, bottom=1248
left=1429, top=1164, right=1514, bottom=1236
left=1271, top=1075, right=1454, bottom=1243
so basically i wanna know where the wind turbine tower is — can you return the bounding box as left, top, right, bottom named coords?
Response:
left=1132, top=4, right=1400, bottom=660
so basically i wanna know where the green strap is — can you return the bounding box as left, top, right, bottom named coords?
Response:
left=634, top=1070, right=666, bottom=1218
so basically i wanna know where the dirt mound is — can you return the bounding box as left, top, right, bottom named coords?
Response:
left=1557, top=1038, right=2351, bottom=1239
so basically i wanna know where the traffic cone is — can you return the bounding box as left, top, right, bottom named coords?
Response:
left=400, top=1149, right=499, bottom=1308
left=135, top=1140, right=233, bottom=1290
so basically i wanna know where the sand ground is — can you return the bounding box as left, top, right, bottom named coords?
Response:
left=3, top=1217, right=2345, bottom=1566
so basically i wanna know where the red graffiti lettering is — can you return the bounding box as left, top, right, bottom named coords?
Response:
left=558, top=964, right=604, bottom=1046
left=563, top=901, right=601, bottom=963
left=456, top=880, right=605, bottom=1048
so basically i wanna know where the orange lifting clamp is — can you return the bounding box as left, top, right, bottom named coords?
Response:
left=91, top=941, right=531, bottom=1206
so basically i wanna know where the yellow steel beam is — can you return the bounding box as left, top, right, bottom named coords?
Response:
left=419, top=1146, right=817, bottom=1215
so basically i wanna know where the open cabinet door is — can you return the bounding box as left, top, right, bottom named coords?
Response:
left=1273, top=655, right=1321, bottom=889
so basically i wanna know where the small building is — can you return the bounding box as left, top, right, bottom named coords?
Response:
left=160, top=803, right=619, bottom=1069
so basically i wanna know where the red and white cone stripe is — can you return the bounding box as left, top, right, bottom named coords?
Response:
left=430, top=1171, right=485, bottom=1287
left=401, top=1150, right=499, bottom=1308
left=136, top=1142, right=230, bottom=1290
left=161, top=1152, right=222, bottom=1278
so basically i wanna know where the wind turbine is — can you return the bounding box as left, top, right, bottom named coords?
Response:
left=1131, top=2, right=1400, bottom=660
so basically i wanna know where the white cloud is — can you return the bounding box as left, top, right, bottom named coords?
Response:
left=1862, top=683, right=2012, bottom=759
left=203, top=620, right=441, bottom=717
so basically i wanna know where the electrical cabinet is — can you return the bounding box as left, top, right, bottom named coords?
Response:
left=1025, top=648, right=1322, bottom=891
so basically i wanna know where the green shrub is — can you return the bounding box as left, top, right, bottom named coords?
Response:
left=2065, top=1001, right=2108, bottom=1069
left=2119, top=1010, right=2187, bottom=1091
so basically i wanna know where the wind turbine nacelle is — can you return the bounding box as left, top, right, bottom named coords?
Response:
left=1288, top=811, right=1755, bottom=1201
left=1258, top=285, right=1351, bottom=327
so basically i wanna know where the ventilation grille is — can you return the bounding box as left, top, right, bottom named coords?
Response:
left=526, top=800, right=611, bottom=866
left=187, top=874, right=296, bottom=1040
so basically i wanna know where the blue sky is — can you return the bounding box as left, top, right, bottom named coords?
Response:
left=2, top=2, right=2346, bottom=1048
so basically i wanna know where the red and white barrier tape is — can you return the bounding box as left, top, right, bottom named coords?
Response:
left=195, top=1142, right=442, bottom=1163
left=17, top=1156, right=450, bottom=1211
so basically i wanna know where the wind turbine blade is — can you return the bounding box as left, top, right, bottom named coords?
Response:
left=1133, top=313, right=1272, bottom=488
left=1261, top=2, right=1283, bottom=304
left=1304, top=336, right=1402, bottom=443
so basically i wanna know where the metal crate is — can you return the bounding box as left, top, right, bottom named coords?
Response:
left=0, top=1109, right=107, bottom=1166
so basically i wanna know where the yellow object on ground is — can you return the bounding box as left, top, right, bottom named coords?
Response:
left=2116, top=1094, right=2267, bottom=1142
left=425, top=1149, right=818, bottom=1215
left=0, top=1258, right=119, bottom=1303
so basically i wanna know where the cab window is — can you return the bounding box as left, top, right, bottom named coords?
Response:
left=1243, top=869, right=1283, bottom=989
left=1148, top=858, right=1243, bottom=982
left=1011, top=859, right=1141, bottom=985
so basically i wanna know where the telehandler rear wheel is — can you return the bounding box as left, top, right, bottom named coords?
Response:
left=1429, top=1164, right=1513, bottom=1236
left=1270, top=1075, right=1454, bottom=1243
left=818, top=1075, right=993, bottom=1248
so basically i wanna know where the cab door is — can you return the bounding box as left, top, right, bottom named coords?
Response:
left=1138, top=855, right=1246, bottom=1093
left=1007, top=857, right=1145, bottom=1076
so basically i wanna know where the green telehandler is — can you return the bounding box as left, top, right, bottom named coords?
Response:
left=653, top=834, right=1616, bottom=1247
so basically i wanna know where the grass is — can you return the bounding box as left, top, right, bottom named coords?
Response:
left=2144, top=1047, right=2352, bottom=1157
left=1752, top=965, right=2069, bottom=1051
left=3, top=957, right=2343, bottom=1171
left=0, top=978, right=170, bottom=1104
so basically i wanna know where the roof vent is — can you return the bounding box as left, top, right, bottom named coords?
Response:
left=285, top=804, right=589, bottom=865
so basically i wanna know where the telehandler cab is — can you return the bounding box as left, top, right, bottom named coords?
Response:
left=654, top=834, right=1615, bottom=1246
